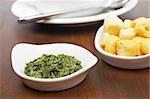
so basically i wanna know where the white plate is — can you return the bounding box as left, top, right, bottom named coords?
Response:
left=11, top=0, right=138, bottom=24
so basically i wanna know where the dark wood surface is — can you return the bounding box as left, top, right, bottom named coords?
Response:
left=0, top=0, right=149, bottom=99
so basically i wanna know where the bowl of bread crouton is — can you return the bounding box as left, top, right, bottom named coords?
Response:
left=95, top=15, right=150, bottom=69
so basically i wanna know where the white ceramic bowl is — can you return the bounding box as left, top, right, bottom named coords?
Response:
left=11, top=43, right=98, bottom=91
left=95, top=26, right=150, bottom=69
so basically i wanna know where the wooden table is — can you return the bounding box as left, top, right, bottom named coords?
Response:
left=0, top=0, right=149, bottom=99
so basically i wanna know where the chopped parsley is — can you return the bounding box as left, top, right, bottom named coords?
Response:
left=24, top=54, right=82, bottom=78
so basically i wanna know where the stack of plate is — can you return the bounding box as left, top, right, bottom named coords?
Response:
left=11, top=0, right=138, bottom=24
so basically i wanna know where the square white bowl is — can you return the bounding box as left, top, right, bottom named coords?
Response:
left=11, top=43, right=98, bottom=91
left=94, top=26, right=150, bottom=69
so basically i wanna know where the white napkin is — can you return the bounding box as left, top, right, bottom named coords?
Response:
left=35, top=0, right=111, bottom=17
left=36, top=0, right=110, bottom=13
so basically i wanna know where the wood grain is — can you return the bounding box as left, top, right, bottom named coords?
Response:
left=0, top=0, right=149, bottom=99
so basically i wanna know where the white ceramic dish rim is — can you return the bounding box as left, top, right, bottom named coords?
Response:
left=11, top=43, right=98, bottom=82
left=95, top=26, right=150, bottom=60
left=11, top=0, right=138, bottom=24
